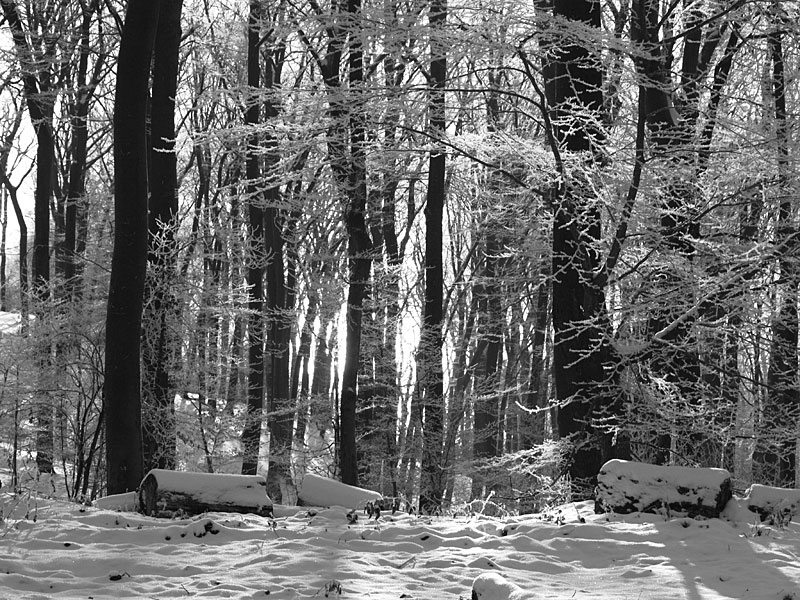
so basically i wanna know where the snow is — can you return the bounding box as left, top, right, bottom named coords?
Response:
left=1, top=488, right=800, bottom=599
left=94, top=491, right=137, bottom=511
left=596, top=459, right=731, bottom=516
left=297, top=473, right=382, bottom=508
left=746, top=484, right=800, bottom=522
left=0, top=310, right=25, bottom=335
left=472, top=572, right=531, bottom=599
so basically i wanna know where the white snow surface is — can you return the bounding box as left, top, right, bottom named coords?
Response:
left=1, top=492, right=799, bottom=599
left=297, top=472, right=382, bottom=508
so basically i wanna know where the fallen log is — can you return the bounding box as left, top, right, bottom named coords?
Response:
left=746, top=484, right=800, bottom=524
left=297, top=473, right=382, bottom=508
left=138, top=469, right=273, bottom=518
left=594, top=459, right=732, bottom=519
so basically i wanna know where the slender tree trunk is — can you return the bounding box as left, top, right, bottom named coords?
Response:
left=316, top=0, right=373, bottom=486
left=1, top=0, right=58, bottom=476
left=762, top=27, right=797, bottom=486
left=105, top=0, right=161, bottom=494
left=418, top=0, right=447, bottom=513
left=241, top=0, right=265, bottom=476
left=0, top=108, right=23, bottom=312
left=2, top=176, right=28, bottom=322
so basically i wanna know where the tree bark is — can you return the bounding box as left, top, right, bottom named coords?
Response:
left=105, top=0, right=161, bottom=495
left=1, top=0, right=58, bottom=476
left=548, top=0, right=621, bottom=496
left=142, top=0, right=183, bottom=473
left=241, top=0, right=265, bottom=477
left=761, top=27, right=797, bottom=487
left=418, top=0, right=447, bottom=513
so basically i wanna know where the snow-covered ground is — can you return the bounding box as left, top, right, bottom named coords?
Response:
left=1, top=489, right=799, bottom=599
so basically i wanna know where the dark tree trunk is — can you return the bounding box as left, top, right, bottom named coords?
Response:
left=1, top=0, right=58, bottom=476
left=105, top=0, right=161, bottom=495
left=61, top=3, right=104, bottom=297
left=241, top=0, right=265, bottom=476
left=257, top=33, right=295, bottom=503
left=1, top=176, right=28, bottom=322
left=418, top=0, right=447, bottom=513
left=548, top=0, right=619, bottom=496
left=762, top=28, right=797, bottom=487
left=0, top=108, right=22, bottom=313
left=142, top=0, right=183, bottom=473
left=314, top=0, right=373, bottom=487
left=338, top=0, right=373, bottom=485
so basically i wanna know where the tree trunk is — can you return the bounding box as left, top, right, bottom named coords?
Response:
left=548, top=0, right=619, bottom=496
left=142, top=0, right=183, bottom=473
left=241, top=0, right=265, bottom=476
left=761, top=27, right=797, bottom=487
left=418, top=0, right=447, bottom=513
left=1, top=0, right=58, bottom=476
left=315, top=0, right=373, bottom=487
left=105, top=0, right=161, bottom=495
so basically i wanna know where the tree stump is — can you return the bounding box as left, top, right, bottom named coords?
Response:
left=594, top=459, right=732, bottom=518
left=138, top=469, right=273, bottom=517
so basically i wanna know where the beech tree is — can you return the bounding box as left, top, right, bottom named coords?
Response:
left=104, top=0, right=161, bottom=495
left=417, top=0, right=447, bottom=513
left=142, top=0, right=183, bottom=473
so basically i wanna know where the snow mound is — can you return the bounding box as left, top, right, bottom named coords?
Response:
left=472, top=572, right=532, bottom=600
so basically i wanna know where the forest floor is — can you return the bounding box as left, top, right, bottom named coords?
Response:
left=0, top=481, right=799, bottom=599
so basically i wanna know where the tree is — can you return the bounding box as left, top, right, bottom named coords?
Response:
left=418, top=0, right=447, bottom=513
left=759, top=14, right=797, bottom=487
left=142, top=0, right=183, bottom=473
left=241, top=0, right=266, bottom=477
left=104, top=0, right=161, bottom=495
left=1, top=0, right=58, bottom=475
left=544, top=0, right=623, bottom=495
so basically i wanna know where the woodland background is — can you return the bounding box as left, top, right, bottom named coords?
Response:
left=0, top=0, right=798, bottom=513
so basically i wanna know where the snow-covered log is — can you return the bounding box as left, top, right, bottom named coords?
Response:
left=594, top=459, right=732, bottom=518
left=95, top=491, right=137, bottom=511
left=138, top=469, right=273, bottom=518
left=297, top=473, right=382, bottom=508
left=745, top=484, right=800, bottom=524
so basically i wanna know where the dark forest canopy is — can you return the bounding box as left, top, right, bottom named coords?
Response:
left=0, top=0, right=798, bottom=507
